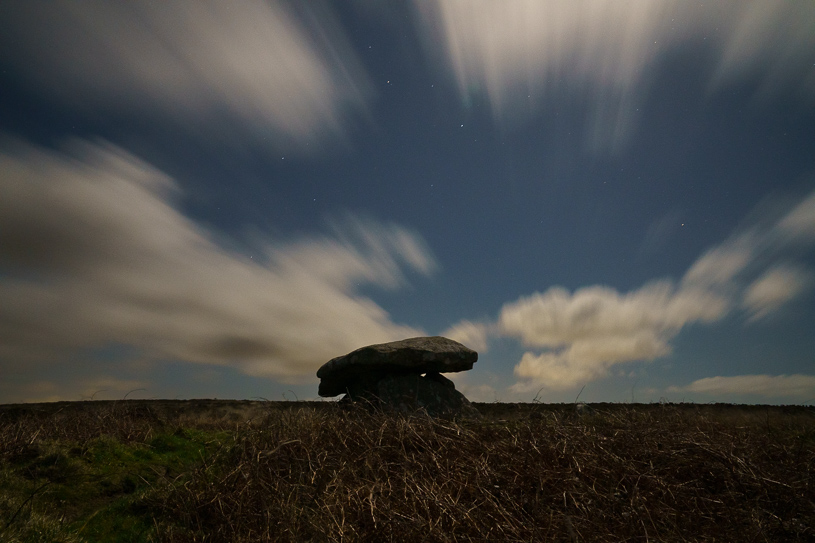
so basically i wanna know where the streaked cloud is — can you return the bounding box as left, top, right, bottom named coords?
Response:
left=669, top=375, right=815, bottom=399
left=742, top=265, right=812, bottom=321
left=777, top=191, right=815, bottom=242
left=0, top=139, right=433, bottom=382
left=681, top=234, right=755, bottom=289
left=709, top=1, right=815, bottom=100
left=638, top=210, right=682, bottom=257
left=0, top=1, right=371, bottom=150
left=413, top=0, right=815, bottom=152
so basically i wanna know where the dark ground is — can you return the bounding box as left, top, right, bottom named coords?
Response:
left=1, top=398, right=812, bottom=423
left=1, top=399, right=814, bottom=541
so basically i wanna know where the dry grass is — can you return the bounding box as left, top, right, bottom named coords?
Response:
left=1, top=401, right=813, bottom=542
left=152, top=402, right=814, bottom=542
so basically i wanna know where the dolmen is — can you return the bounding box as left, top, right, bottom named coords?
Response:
left=317, top=336, right=480, bottom=418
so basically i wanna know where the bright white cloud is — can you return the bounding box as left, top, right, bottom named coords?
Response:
left=0, top=1, right=371, bottom=149
left=669, top=375, right=815, bottom=398
left=499, top=282, right=726, bottom=349
left=499, top=282, right=727, bottom=390
left=0, top=139, right=433, bottom=382
left=441, top=320, right=489, bottom=352
left=511, top=335, right=664, bottom=392
left=414, top=0, right=815, bottom=152
left=742, top=265, right=812, bottom=321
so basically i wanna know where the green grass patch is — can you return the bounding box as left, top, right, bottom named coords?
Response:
left=0, top=422, right=227, bottom=543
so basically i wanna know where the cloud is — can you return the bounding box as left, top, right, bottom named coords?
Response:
left=742, top=265, right=812, bottom=321
left=499, top=283, right=726, bottom=349
left=669, top=375, right=815, bottom=399
left=502, top=188, right=815, bottom=391
left=0, top=377, right=151, bottom=403
left=709, top=1, right=815, bottom=100
left=777, top=191, right=815, bottom=242
left=500, top=282, right=727, bottom=390
left=413, top=0, right=815, bottom=152
left=0, top=1, right=371, bottom=150
left=0, top=139, right=434, bottom=382
left=441, top=320, right=489, bottom=352
left=446, top=371, right=498, bottom=402
left=681, top=234, right=755, bottom=289
left=511, top=334, right=670, bottom=391
left=638, top=210, right=682, bottom=257
left=456, top=383, right=498, bottom=404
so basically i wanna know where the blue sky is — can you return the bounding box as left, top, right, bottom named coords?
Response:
left=1, top=1, right=814, bottom=404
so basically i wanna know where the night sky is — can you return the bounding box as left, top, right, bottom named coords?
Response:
left=1, top=1, right=814, bottom=404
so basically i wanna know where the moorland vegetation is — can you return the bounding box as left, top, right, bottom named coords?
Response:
left=0, top=400, right=813, bottom=542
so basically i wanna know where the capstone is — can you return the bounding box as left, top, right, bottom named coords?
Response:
left=316, top=336, right=480, bottom=418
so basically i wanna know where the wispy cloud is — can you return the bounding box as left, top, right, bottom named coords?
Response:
left=638, top=210, right=683, bottom=257
left=669, top=375, right=815, bottom=399
left=709, top=1, right=815, bottom=100
left=743, top=265, right=812, bottom=321
left=0, top=139, right=433, bottom=382
left=414, top=0, right=815, bottom=152
left=441, top=187, right=815, bottom=392
left=777, top=191, right=815, bottom=242
left=0, top=1, right=371, bottom=150
left=681, top=234, right=756, bottom=290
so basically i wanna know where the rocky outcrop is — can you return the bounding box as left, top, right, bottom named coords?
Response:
left=317, top=336, right=480, bottom=418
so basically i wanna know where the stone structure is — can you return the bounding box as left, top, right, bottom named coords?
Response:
left=317, top=336, right=480, bottom=417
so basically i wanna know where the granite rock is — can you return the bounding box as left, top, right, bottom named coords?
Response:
left=317, top=336, right=480, bottom=418
left=317, top=336, right=477, bottom=398
left=373, top=372, right=481, bottom=418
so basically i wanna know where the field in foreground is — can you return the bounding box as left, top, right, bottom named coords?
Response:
left=0, top=400, right=813, bottom=542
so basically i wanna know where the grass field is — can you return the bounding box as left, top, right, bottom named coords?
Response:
left=0, top=400, right=813, bottom=542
